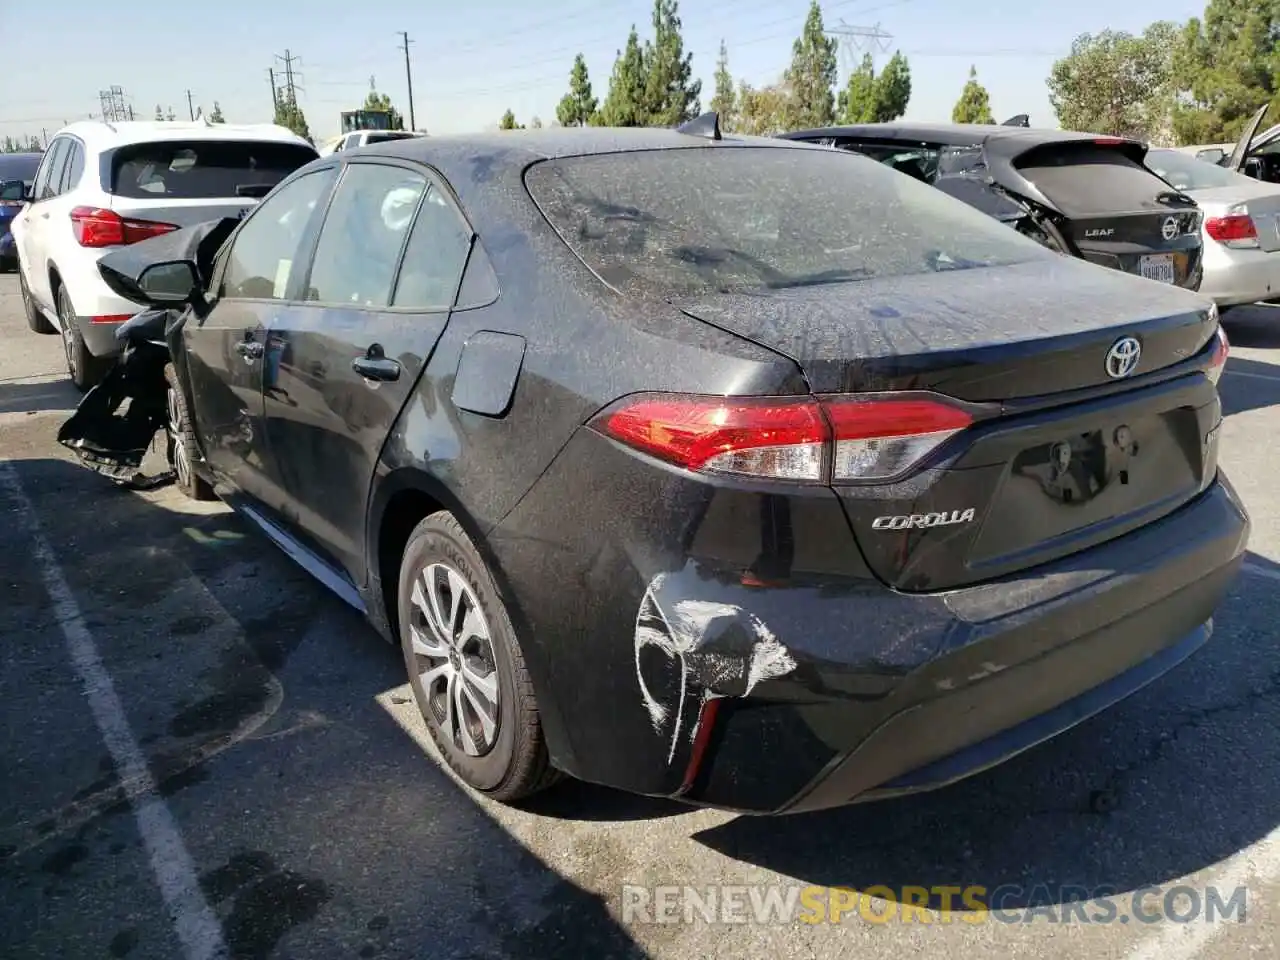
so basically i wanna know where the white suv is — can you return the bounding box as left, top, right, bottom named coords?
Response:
left=9, top=120, right=318, bottom=389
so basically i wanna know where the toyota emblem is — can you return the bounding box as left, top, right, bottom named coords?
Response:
left=1105, top=336, right=1142, bottom=379
left=1161, top=216, right=1179, bottom=241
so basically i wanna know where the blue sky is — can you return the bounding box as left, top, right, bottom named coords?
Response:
left=1, top=0, right=1209, bottom=144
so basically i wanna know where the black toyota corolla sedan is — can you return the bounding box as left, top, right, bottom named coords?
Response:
left=69, top=115, right=1248, bottom=815
left=779, top=122, right=1207, bottom=292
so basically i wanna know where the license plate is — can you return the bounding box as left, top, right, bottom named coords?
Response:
left=1140, top=254, right=1176, bottom=284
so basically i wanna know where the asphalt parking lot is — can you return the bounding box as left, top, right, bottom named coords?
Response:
left=0, top=274, right=1277, bottom=960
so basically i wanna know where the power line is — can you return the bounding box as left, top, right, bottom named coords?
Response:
left=274, top=49, right=305, bottom=103
left=828, top=21, right=894, bottom=71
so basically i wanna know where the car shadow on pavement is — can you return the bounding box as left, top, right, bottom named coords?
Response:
left=1219, top=357, right=1280, bottom=416
left=0, top=457, right=650, bottom=960
left=1222, top=303, right=1280, bottom=348
left=692, top=550, right=1280, bottom=912
left=0, top=378, right=78, bottom=415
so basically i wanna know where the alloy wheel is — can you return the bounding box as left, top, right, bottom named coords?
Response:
left=408, top=562, right=500, bottom=757
left=167, top=388, right=192, bottom=491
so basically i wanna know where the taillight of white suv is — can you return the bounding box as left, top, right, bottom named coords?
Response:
left=70, top=206, right=178, bottom=248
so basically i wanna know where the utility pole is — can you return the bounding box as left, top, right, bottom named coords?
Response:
left=41, top=128, right=47, bottom=148
left=398, top=31, right=416, bottom=131
left=268, top=68, right=279, bottom=112
left=186, top=90, right=195, bottom=121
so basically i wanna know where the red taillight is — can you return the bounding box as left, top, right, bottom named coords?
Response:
left=70, top=206, right=179, bottom=248
left=1204, top=213, right=1258, bottom=249
left=593, top=393, right=973, bottom=483
left=1206, top=325, right=1229, bottom=386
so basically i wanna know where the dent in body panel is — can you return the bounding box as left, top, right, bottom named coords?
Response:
left=633, top=570, right=797, bottom=764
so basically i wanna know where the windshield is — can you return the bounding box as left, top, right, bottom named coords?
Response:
left=109, top=140, right=319, bottom=199
left=1145, top=149, right=1251, bottom=190
left=524, top=145, right=1051, bottom=297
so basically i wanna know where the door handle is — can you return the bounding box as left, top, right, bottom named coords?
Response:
left=236, top=340, right=264, bottom=360
left=352, top=343, right=400, bottom=382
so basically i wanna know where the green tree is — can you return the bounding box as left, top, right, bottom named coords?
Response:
left=952, top=65, right=995, bottom=124
left=837, top=54, right=878, bottom=122
left=598, top=26, right=648, bottom=126
left=641, top=0, right=701, bottom=125
left=1047, top=23, right=1180, bottom=140
left=531, top=116, right=543, bottom=128
left=873, top=51, right=911, bottom=122
left=1173, top=1, right=1280, bottom=145
left=710, top=40, right=736, bottom=131
left=274, top=93, right=313, bottom=144
left=208, top=101, right=225, bottom=123
left=499, top=109, right=524, bottom=130
left=364, top=88, right=404, bottom=129
left=27, top=136, right=41, bottom=152
left=783, top=1, right=838, bottom=128
left=2, top=136, right=17, bottom=153
left=735, top=80, right=793, bottom=135
left=155, top=104, right=164, bottom=121
left=556, top=53, right=599, bottom=127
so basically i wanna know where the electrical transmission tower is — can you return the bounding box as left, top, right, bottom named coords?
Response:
left=827, top=21, right=894, bottom=71
left=273, top=49, right=305, bottom=105
left=98, top=86, right=132, bottom=123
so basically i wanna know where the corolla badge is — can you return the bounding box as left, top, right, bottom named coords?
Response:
left=871, top=509, right=976, bottom=530
left=1105, top=336, right=1142, bottom=379
left=1161, top=216, right=1179, bottom=241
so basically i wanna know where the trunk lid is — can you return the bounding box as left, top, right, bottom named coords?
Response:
left=674, top=256, right=1223, bottom=591
left=1193, top=184, right=1280, bottom=253
left=1006, top=140, right=1203, bottom=286
left=671, top=256, right=1215, bottom=399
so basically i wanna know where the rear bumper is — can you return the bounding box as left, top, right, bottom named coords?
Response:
left=490, top=425, right=1250, bottom=815
left=1198, top=244, right=1280, bottom=306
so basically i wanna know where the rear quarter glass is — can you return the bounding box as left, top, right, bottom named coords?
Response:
left=107, top=140, right=319, bottom=200
left=523, top=146, right=1054, bottom=298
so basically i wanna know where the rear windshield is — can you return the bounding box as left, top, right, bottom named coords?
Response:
left=524, top=146, right=1049, bottom=297
left=1015, top=144, right=1187, bottom=216
left=0, top=153, right=41, bottom=183
left=365, top=132, right=417, bottom=145
left=109, top=140, right=318, bottom=199
left=1144, top=149, right=1251, bottom=191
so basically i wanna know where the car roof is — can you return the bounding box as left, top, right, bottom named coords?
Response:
left=781, top=121, right=1143, bottom=149
left=365, top=126, right=804, bottom=165
left=52, top=119, right=314, bottom=152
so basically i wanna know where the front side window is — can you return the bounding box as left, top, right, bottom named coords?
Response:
left=221, top=168, right=338, bottom=300
left=304, top=163, right=427, bottom=307
left=525, top=146, right=1050, bottom=298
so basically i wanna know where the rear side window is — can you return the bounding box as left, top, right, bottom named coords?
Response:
left=525, top=146, right=1049, bottom=297
left=108, top=140, right=319, bottom=199
left=1015, top=144, right=1188, bottom=216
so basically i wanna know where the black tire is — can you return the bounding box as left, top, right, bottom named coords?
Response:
left=20, top=268, right=56, bottom=335
left=57, top=285, right=112, bottom=392
left=397, top=511, right=560, bottom=802
left=163, top=363, right=216, bottom=501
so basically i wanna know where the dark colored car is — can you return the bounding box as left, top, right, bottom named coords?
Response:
left=779, top=122, right=1206, bottom=291
left=0, top=152, right=42, bottom=269
left=78, top=117, right=1247, bottom=814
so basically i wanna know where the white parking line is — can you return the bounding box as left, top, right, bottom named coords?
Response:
left=1122, top=827, right=1279, bottom=960
left=0, top=462, right=229, bottom=960
left=1226, top=368, right=1280, bottom=383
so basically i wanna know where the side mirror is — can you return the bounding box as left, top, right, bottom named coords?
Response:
left=0, top=179, right=28, bottom=202
left=137, top=260, right=199, bottom=303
